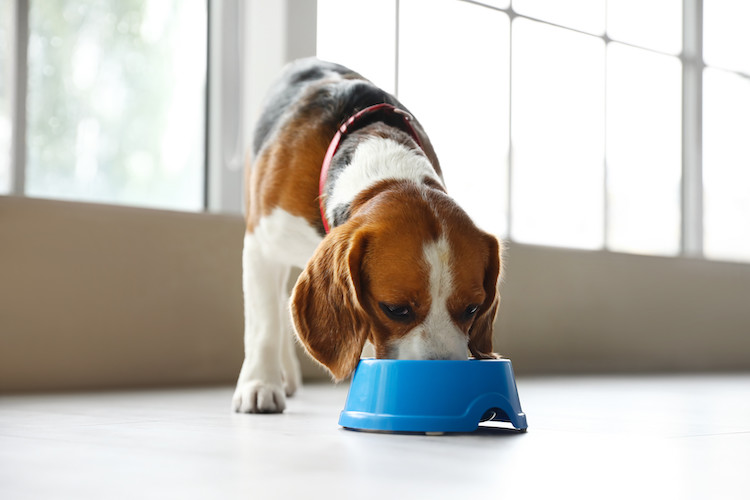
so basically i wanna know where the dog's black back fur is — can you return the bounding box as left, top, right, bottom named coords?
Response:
left=252, top=58, right=410, bottom=157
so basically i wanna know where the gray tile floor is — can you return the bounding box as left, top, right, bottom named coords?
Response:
left=2, top=375, right=749, bottom=500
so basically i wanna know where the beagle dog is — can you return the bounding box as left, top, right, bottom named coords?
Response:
left=233, top=58, right=502, bottom=413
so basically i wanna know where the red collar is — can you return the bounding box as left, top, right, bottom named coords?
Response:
left=319, top=103, right=424, bottom=234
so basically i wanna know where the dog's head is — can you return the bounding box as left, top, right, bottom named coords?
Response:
left=291, top=184, right=502, bottom=380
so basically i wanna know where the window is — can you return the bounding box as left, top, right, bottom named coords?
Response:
left=318, top=0, right=511, bottom=237
left=511, top=17, right=605, bottom=249
left=702, top=0, right=750, bottom=262
left=317, top=0, right=750, bottom=264
left=6, top=0, right=207, bottom=211
left=0, top=1, right=11, bottom=193
left=316, top=0, right=397, bottom=95
left=606, top=43, right=681, bottom=255
left=5, top=1, right=749, bottom=264
left=514, top=0, right=605, bottom=35
left=399, top=0, right=510, bottom=237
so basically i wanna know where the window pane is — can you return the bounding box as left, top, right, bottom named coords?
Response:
left=703, top=69, right=750, bottom=263
left=607, top=0, right=682, bottom=55
left=473, top=0, right=511, bottom=8
left=26, top=0, right=207, bottom=211
left=399, top=0, right=510, bottom=236
left=511, top=18, right=605, bottom=249
left=513, top=0, right=605, bottom=35
left=606, top=43, right=681, bottom=255
left=704, top=0, right=750, bottom=75
left=0, top=1, right=11, bottom=194
left=316, top=0, right=396, bottom=94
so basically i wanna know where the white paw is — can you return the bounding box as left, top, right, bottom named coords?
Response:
left=232, top=380, right=286, bottom=413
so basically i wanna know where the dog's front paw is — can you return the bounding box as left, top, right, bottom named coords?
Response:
left=232, top=380, right=286, bottom=414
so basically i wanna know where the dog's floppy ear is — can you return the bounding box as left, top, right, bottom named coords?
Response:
left=468, top=234, right=502, bottom=359
left=291, top=223, right=370, bottom=381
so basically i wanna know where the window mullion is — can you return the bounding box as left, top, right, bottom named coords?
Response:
left=507, top=12, right=515, bottom=240
left=681, top=0, right=704, bottom=257
left=394, top=0, right=400, bottom=97
left=207, top=0, right=245, bottom=214
left=10, top=0, right=28, bottom=196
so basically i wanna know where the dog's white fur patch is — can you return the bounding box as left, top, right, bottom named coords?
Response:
left=252, top=207, right=324, bottom=268
left=389, top=236, right=468, bottom=360
left=326, top=137, right=444, bottom=224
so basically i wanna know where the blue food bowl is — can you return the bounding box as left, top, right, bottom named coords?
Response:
left=339, top=358, right=527, bottom=433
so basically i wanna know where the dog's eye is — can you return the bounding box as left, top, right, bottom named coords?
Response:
left=379, top=302, right=414, bottom=322
left=463, top=304, right=480, bottom=321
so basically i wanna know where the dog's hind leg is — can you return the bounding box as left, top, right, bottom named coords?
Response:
left=281, top=288, right=303, bottom=398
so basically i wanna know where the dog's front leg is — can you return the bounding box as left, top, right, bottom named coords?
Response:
left=233, top=231, right=289, bottom=413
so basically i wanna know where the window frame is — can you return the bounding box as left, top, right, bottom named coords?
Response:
left=8, top=0, right=28, bottom=196
left=207, top=0, right=318, bottom=214
left=7, top=0, right=216, bottom=212
left=315, top=0, right=721, bottom=260
left=4, top=0, right=746, bottom=264
left=681, top=0, right=703, bottom=258
left=456, top=0, right=707, bottom=258
left=207, top=0, right=244, bottom=213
